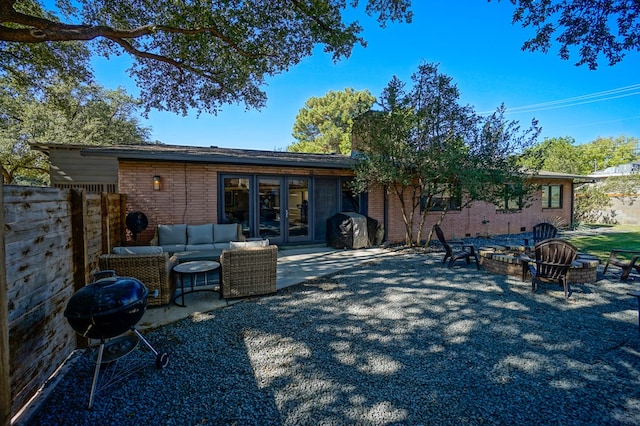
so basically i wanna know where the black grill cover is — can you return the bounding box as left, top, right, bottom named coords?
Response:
left=326, top=212, right=379, bottom=249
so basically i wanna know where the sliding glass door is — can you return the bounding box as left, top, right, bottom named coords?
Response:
left=287, top=178, right=309, bottom=243
left=221, top=174, right=356, bottom=244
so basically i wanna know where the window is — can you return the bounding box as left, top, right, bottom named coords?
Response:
left=421, top=186, right=461, bottom=212
left=341, top=179, right=360, bottom=213
left=496, top=184, right=523, bottom=211
left=541, top=185, right=562, bottom=209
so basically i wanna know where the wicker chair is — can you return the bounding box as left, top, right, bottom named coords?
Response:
left=98, top=253, right=178, bottom=306
left=220, top=245, right=278, bottom=299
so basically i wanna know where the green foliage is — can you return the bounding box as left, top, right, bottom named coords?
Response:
left=519, top=136, right=639, bottom=175
left=352, top=62, right=540, bottom=246
left=574, top=184, right=612, bottom=225
left=579, top=136, right=639, bottom=174
left=603, top=174, right=640, bottom=198
left=495, top=0, right=640, bottom=69
left=289, top=88, right=375, bottom=155
left=0, top=77, right=153, bottom=184
left=1, top=1, right=412, bottom=114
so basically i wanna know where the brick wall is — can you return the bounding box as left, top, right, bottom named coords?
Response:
left=119, top=160, right=575, bottom=247
left=370, top=177, right=574, bottom=245
left=119, top=160, right=353, bottom=244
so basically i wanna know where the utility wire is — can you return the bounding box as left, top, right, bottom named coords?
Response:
left=479, top=84, right=640, bottom=115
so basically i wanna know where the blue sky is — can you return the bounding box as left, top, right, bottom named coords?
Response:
left=92, top=2, right=640, bottom=151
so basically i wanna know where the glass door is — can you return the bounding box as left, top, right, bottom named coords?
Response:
left=287, top=178, right=310, bottom=242
left=258, top=177, right=282, bottom=243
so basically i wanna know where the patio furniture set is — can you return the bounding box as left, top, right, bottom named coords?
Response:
left=98, top=222, right=278, bottom=306
left=434, top=222, right=639, bottom=300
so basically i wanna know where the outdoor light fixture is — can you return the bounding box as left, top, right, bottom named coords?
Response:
left=153, top=175, right=161, bottom=191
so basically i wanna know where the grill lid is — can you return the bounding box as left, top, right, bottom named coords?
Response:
left=64, top=275, right=149, bottom=319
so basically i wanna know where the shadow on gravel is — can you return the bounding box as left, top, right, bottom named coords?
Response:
left=31, top=250, right=640, bottom=425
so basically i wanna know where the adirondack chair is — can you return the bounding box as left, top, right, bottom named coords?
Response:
left=603, top=250, right=640, bottom=281
left=433, top=224, right=479, bottom=269
left=526, top=238, right=578, bottom=299
left=524, top=222, right=558, bottom=246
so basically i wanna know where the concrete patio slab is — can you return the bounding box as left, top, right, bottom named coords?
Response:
left=138, top=246, right=394, bottom=330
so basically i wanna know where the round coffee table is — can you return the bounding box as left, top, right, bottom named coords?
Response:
left=173, top=260, right=220, bottom=307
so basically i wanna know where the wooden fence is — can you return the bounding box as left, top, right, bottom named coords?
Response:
left=0, top=184, right=126, bottom=423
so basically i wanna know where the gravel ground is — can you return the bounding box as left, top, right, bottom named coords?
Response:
left=30, top=248, right=640, bottom=425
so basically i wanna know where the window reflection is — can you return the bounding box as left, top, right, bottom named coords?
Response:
left=223, top=177, right=250, bottom=236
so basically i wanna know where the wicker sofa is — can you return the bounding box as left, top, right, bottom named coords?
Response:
left=220, top=245, right=278, bottom=299
left=99, top=247, right=178, bottom=306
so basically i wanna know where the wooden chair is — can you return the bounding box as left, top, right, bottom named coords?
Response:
left=603, top=250, right=640, bottom=281
left=433, top=225, right=479, bottom=269
left=526, top=238, right=577, bottom=299
left=524, top=222, right=558, bottom=246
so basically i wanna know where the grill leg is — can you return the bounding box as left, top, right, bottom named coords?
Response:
left=88, top=341, right=105, bottom=409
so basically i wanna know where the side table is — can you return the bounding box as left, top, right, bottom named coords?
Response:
left=173, top=260, right=221, bottom=307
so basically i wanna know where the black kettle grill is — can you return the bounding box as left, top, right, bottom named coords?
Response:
left=64, top=271, right=168, bottom=408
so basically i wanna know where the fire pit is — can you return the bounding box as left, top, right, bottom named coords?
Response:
left=64, top=271, right=169, bottom=408
left=478, top=244, right=600, bottom=283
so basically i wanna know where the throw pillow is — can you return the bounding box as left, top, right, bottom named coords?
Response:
left=229, top=239, right=269, bottom=250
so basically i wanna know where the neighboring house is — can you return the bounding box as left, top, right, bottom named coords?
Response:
left=31, top=143, right=118, bottom=192
left=589, top=162, right=640, bottom=225
left=33, top=143, right=586, bottom=245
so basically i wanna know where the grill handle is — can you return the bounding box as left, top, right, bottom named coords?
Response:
left=92, top=270, right=117, bottom=281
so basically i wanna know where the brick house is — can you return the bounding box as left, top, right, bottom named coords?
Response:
left=33, top=143, right=585, bottom=245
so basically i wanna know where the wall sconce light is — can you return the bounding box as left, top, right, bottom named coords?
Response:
left=153, top=175, right=161, bottom=191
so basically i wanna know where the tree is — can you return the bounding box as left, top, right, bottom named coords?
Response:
left=352, top=63, right=540, bottom=246
left=519, top=135, right=639, bottom=175
left=0, top=77, right=153, bottom=184
left=496, top=0, right=640, bottom=69
left=0, top=0, right=412, bottom=115
left=518, top=137, right=583, bottom=174
left=289, top=88, right=375, bottom=155
left=579, top=136, right=639, bottom=174
left=521, top=135, right=639, bottom=223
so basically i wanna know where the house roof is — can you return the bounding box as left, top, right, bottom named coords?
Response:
left=32, top=143, right=355, bottom=170
left=532, top=170, right=593, bottom=181
left=31, top=142, right=591, bottom=180
left=590, top=162, right=640, bottom=178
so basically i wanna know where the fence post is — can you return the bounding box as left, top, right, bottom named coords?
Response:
left=1, top=181, right=10, bottom=426
left=120, top=194, right=127, bottom=246
left=101, top=193, right=110, bottom=254
left=70, top=189, right=89, bottom=348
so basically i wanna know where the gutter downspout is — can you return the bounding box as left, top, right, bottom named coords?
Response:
left=383, top=185, right=389, bottom=243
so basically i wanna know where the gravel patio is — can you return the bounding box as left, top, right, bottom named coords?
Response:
left=29, top=248, right=640, bottom=425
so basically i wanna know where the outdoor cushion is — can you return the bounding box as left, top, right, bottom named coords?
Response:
left=229, top=239, right=269, bottom=250
left=158, top=224, right=187, bottom=245
left=214, top=242, right=232, bottom=250
left=159, top=244, right=187, bottom=254
left=186, top=244, right=216, bottom=251
left=187, top=224, right=214, bottom=245
left=113, top=246, right=164, bottom=255
left=214, top=223, right=239, bottom=243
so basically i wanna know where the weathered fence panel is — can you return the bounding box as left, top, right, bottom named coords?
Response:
left=2, top=185, right=125, bottom=419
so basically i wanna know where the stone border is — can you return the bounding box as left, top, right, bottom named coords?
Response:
left=478, top=246, right=600, bottom=283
